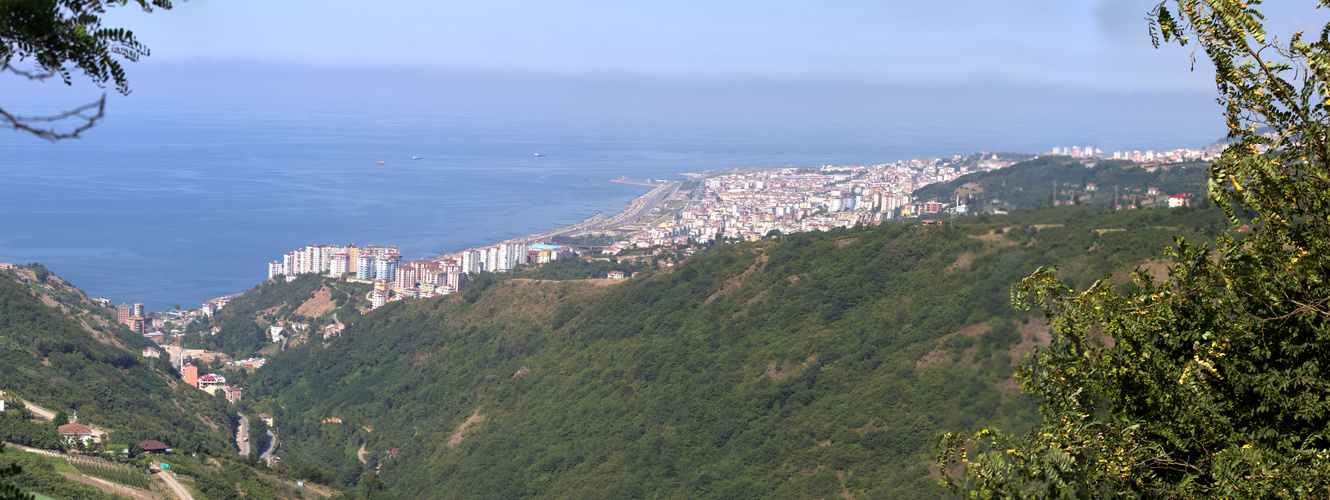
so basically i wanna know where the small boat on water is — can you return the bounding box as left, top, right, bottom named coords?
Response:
left=412, top=156, right=423, bottom=160
left=377, top=160, right=385, bottom=165
left=533, top=153, right=547, bottom=157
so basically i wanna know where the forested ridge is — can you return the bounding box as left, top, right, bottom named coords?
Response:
left=0, top=265, right=235, bottom=454
left=913, top=156, right=1210, bottom=211
left=242, top=204, right=1233, bottom=498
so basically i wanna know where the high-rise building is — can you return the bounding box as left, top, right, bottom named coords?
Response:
left=132, top=303, right=145, bottom=318
left=329, top=253, right=350, bottom=276
left=344, top=245, right=361, bottom=274
left=375, top=253, right=402, bottom=280
left=393, top=265, right=417, bottom=289
left=356, top=253, right=376, bottom=280
left=369, top=288, right=389, bottom=309
left=460, top=250, right=482, bottom=274
left=183, top=364, right=198, bottom=388
left=117, top=304, right=132, bottom=324
left=268, top=261, right=284, bottom=279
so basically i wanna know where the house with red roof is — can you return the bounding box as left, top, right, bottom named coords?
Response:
left=58, top=423, right=95, bottom=446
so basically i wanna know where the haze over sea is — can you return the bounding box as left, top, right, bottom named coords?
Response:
left=1, top=70, right=1225, bottom=311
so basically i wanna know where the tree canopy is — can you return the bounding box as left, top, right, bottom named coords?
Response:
left=1, top=0, right=172, bottom=140
left=939, top=1, right=1330, bottom=497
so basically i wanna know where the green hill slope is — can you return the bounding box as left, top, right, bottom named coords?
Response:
left=245, top=205, right=1232, bottom=498
left=913, top=156, right=1210, bottom=211
left=0, top=264, right=235, bottom=453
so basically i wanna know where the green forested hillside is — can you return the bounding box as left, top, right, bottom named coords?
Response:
left=0, top=265, right=235, bottom=454
left=193, top=275, right=372, bottom=358
left=913, top=156, right=1210, bottom=211
left=244, top=205, right=1232, bottom=498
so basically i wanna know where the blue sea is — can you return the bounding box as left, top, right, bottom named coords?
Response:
left=0, top=79, right=1225, bottom=311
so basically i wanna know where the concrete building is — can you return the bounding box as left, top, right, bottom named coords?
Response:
left=329, top=253, right=350, bottom=276
left=375, top=253, right=402, bottom=280
left=183, top=364, right=198, bottom=388
left=356, top=253, right=376, bottom=280
left=393, top=265, right=417, bottom=290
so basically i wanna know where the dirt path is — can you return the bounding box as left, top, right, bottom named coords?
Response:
left=153, top=462, right=195, bottom=500
left=357, top=443, right=368, bottom=464
left=16, top=399, right=55, bottom=420
left=60, top=471, right=164, bottom=500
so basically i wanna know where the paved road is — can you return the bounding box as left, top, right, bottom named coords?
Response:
left=236, top=412, right=250, bottom=456
left=153, top=462, right=195, bottom=500
left=258, top=430, right=278, bottom=466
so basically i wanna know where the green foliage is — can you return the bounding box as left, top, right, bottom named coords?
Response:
left=508, top=257, right=650, bottom=281
left=0, top=448, right=116, bottom=500
left=551, top=233, right=621, bottom=247
left=914, top=156, right=1210, bottom=211
left=203, top=275, right=368, bottom=358
left=249, top=413, right=268, bottom=462
left=940, top=2, right=1330, bottom=497
left=0, top=271, right=234, bottom=456
left=67, top=457, right=150, bottom=489
left=0, top=443, right=31, bottom=500
left=0, top=412, right=62, bottom=450
left=241, top=205, right=1230, bottom=498
left=0, top=0, right=174, bottom=140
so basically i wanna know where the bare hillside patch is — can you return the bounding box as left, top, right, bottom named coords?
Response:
left=705, top=253, right=768, bottom=304
left=1008, top=316, right=1052, bottom=366
left=295, top=286, right=335, bottom=318
left=944, top=252, right=973, bottom=272
left=447, top=408, right=486, bottom=448
left=915, top=323, right=991, bottom=370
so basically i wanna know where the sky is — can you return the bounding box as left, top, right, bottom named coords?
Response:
left=90, top=0, right=1321, bottom=89
left=4, top=1, right=1327, bottom=145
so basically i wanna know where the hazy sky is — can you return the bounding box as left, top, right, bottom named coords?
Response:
left=3, top=1, right=1325, bottom=151
left=95, top=0, right=1322, bottom=90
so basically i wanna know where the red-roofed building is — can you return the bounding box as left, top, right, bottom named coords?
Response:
left=58, top=423, right=95, bottom=445
left=1168, top=194, right=1191, bottom=208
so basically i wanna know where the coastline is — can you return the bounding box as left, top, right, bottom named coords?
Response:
left=512, top=176, right=689, bottom=245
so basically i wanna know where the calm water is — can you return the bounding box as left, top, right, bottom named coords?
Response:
left=0, top=90, right=1222, bottom=311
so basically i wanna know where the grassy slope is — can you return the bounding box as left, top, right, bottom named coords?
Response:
left=248, top=205, right=1231, bottom=498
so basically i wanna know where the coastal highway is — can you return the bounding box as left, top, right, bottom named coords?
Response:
left=519, top=179, right=683, bottom=243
